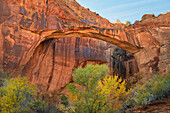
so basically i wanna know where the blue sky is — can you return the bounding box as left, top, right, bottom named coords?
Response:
left=76, top=0, right=170, bottom=23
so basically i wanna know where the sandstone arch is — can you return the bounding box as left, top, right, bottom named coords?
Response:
left=41, top=27, right=140, bottom=53
left=20, top=27, right=141, bottom=90
left=19, top=27, right=141, bottom=70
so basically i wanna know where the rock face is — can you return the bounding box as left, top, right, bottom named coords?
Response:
left=22, top=38, right=114, bottom=90
left=0, top=0, right=170, bottom=90
left=124, top=14, right=170, bottom=74
left=112, top=47, right=139, bottom=78
left=0, top=0, right=116, bottom=90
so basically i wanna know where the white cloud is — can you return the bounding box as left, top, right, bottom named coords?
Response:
left=102, top=0, right=160, bottom=12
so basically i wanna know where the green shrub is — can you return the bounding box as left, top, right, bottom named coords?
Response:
left=67, top=64, right=109, bottom=113
left=126, top=73, right=170, bottom=106
left=67, top=64, right=130, bottom=113
left=125, top=21, right=131, bottom=25
left=60, top=94, right=69, bottom=107
left=0, top=71, right=12, bottom=87
left=29, top=98, right=59, bottom=113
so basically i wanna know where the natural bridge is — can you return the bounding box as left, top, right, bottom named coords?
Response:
left=41, top=27, right=140, bottom=54
left=19, top=27, right=141, bottom=71
left=19, top=27, right=141, bottom=75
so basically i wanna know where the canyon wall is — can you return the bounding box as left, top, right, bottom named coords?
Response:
left=0, top=0, right=170, bottom=90
left=22, top=37, right=114, bottom=90
left=124, top=13, right=170, bottom=74
left=0, top=0, right=116, bottom=90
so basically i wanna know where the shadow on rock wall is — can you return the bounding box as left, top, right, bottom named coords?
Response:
left=112, top=47, right=139, bottom=78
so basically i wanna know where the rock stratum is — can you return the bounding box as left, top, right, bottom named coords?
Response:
left=0, top=0, right=170, bottom=90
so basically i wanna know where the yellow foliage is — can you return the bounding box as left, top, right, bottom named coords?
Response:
left=0, top=76, right=37, bottom=113
left=98, top=75, right=131, bottom=109
left=67, top=65, right=130, bottom=112
left=68, top=91, right=79, bottom=104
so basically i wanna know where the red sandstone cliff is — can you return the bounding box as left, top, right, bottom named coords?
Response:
left=122, top=13, right=170, bottom=74
left=0, top=0, right=170, bottom=91
left=0, top=0, right=117, bottom=91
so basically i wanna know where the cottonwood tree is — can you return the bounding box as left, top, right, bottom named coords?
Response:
left=67, top=64, right=130, bottom=113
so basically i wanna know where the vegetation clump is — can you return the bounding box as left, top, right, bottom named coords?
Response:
left=0, top=75, right=59, bottom=113
left=126, top=72, right=170, bottom=107
left=0, top=68, right=169, bottom=113
left=125, top=21, right=131, bottom=25
left=67, top=64, right=130, bottom=113
left=0, top=76, right=36, bottom=113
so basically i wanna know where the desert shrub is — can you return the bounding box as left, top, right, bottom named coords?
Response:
left=29, top=98, right=49, bottom=113
left=125, top=21, right=131, bottom=25
left=31, top=83, right=64, bottom=113
left=60, top=94, right=69, bottom=107
left=57, top=94, right=75, bottom=113
left=57, top=104, right=75, bottom=113
left=0, top=75, right=61, bottom=113
left=98, top=75, right=131, bottom=110
left=36, top=84, right=62, bottom=106
left=29, top=98, right=59, bottom=113
left=67, top=64, right=130, bottom=113
left=126, top=72, right=170, bottom=106
left=0, top=71, right=12, bottom=87
left=0, top=76, right=36, bottom=113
